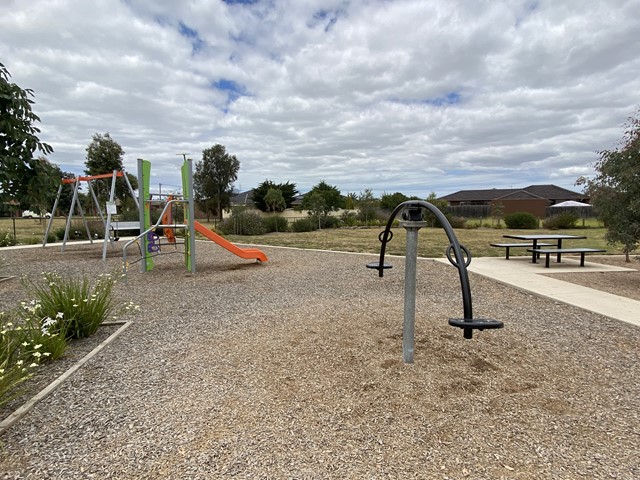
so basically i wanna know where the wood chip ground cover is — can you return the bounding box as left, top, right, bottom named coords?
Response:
left=0, top=243, right=638, bottom=479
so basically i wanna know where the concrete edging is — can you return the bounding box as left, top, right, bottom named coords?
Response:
left=0, top=321, right=132, bottom=436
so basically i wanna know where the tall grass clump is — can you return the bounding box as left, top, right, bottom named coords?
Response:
left=23, top=272, right=120, bottom=339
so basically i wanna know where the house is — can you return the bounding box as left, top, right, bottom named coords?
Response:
left=230, top=190, right=255, bottom=207
left=439, top=184, right=588, bottom=217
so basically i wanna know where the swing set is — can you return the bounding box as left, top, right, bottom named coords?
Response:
left=42, top=170, right=139, bottom=256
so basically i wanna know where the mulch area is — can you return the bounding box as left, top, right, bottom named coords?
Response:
left=542, top=255, right=640, bottom=301
left=0, top=244, right=638, bottom=479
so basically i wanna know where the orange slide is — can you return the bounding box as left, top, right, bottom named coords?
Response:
left=194, top=221, right=268, bottom=262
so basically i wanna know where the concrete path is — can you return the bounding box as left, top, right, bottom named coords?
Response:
left=435, top=255, right=640, bottom=328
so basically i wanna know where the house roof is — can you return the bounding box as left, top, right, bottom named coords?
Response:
left=230, top=190, right=254, bottom=205
left=439, top=184, right=585, bottom=202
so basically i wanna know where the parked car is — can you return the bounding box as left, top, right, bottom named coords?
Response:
left=22, top=210, right=51, bottom=219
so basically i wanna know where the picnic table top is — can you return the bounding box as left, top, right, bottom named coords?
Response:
left=526, top=247, right=606, bottom=253
left=503, top=234, right=587, bottom=241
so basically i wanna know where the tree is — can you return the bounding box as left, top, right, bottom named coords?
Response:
left=577, top=111, right=640, bottom=261
left=344, top=192, right=357, bottom=210
left=252, top=180, right=298, bottom=211
left=380, top=192, right=409, bottom=211
left=356, top=189, right=380, bottom=224
left=305, top=192, right=327, bottom=229
left=301, top=180, right=344, bottom=214
left=424, top=192, right=451, bottom=227
left=193, top=144, right=240, bottom=220
left=264, top=188, right=286, bottom=212
left=84, top=132, right=137, bottom=204
left=24, top=157, right=60, bottom=218
left=0, top=62, right=54, bottom=208
left=56, top=170, right=77, bottom=215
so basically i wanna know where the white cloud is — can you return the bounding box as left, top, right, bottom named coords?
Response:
left=1, top=0, right=639, bottom=197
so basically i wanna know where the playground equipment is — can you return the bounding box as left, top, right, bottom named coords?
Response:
left=43, top=170, right=139, bottom=252
left=367, top=200, right=503, bottom=363
left=122, top=158, right=267, bottom=279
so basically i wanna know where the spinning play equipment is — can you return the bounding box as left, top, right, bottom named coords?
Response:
left=367, top=200, right=503, bottom=363
left=122, top=158, right=267, bottom=279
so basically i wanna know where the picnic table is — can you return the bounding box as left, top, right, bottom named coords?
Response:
left=502, top=234, right=587, bottom=264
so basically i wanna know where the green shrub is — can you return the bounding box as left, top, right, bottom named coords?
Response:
left=65, top=221, right=104, bottom=240
left=53, top=226, right=66, bottom=241
left=465, top=221, right=481, bottom=229
left=448, top=216, right=467, bottom=228
left=340, top=211, right=358, bottom=227
left=543, top=213, right=579, bottom=230
left=263, top=215, right=289, bottom=233
left=504, top=212, right=539, bottom=229
left=320, top=216, right=341, bottom=229
left=218, top=209, right=266, bottom=235
left=291, top=218, right=317, bottom=232
left=0, top=231, right=17, bottom=247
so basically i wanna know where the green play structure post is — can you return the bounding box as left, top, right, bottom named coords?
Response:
left=138, top=158, right=154, bottom=272
left=181, top=159, right=196, bottom=274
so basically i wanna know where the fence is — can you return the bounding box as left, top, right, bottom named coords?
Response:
left=445, top=205, right=492, bottom=219
left=545, top=206, right=596, bottom=218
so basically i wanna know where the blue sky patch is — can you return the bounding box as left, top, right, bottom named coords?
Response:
left=179, top=21, right=205, bottom=53
left=424, top=91, right=461, bottom=106
left=391, top=91, right=462, bottom=107
left=311, top=8, right=344, bottom=32
left=223, top=0, right=258, bottom=5
left=212, top=79, right=248, bottom=111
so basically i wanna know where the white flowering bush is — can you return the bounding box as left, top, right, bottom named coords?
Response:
left=16, top=301, right=68, bottom=360
left=0, top=312, right=49, bottom=408
left=0, top=231, right=17, bottom=248
left=1, top=271, right=139, bottom=409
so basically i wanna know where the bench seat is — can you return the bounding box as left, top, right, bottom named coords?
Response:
left=527, top=248, right=606, bottom=268
left=490, top=242, right=553, bottom=260
left=110, top=221, right=141, bottom=231
left=109, top=221, right=141, bottom=241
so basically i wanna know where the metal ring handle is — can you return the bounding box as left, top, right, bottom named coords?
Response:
left=445, top=243, right=471, bottom=268
left=378, top=229, right=393, bottom=243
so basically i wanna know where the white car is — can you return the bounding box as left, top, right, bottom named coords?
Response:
left=22, top=210, right=51, bottom=219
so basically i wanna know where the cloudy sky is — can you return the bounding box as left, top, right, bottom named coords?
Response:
left=2, top=0, right=639, bottom=197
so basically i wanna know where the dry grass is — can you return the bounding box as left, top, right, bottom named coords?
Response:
left=214, top=225, right=620, bottom=258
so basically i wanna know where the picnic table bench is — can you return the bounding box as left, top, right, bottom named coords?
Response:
left=490, top=242, right=553, bottom=260
left=527, top=248, right=606, bottom=268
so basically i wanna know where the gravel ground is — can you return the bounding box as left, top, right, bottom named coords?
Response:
left=543, top=255, right=640, bottom=301
left=0, top=242, right=639, bottom=479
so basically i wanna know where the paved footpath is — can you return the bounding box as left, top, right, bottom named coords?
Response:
left=436, top=255, right=640, bottom=328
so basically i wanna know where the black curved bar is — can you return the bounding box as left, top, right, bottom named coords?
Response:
left=374, top=202, right=407, bottom=277
left=376, top=200, right=473, bottom=319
